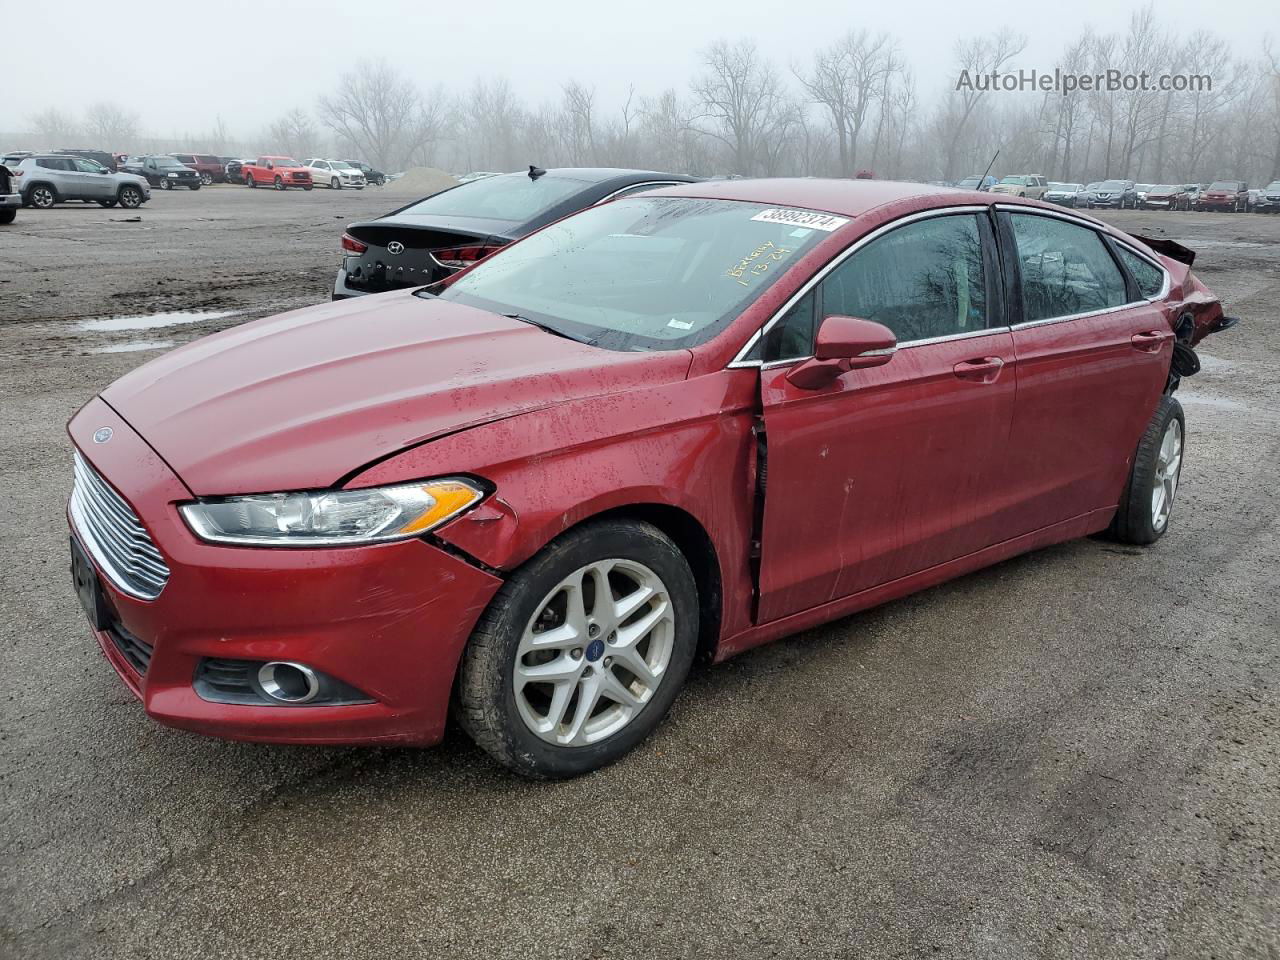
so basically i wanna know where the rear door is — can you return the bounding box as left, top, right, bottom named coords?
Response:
left=998, top=209, right=1172, bottom=533
left=755, top=209, right=1019, bottom=622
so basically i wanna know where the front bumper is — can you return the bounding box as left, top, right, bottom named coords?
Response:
left=67, top=397, right=503, bottom=746
left=1257, top=198, right=1280, bottom=211
left=0, top=192, right=20, bottom=208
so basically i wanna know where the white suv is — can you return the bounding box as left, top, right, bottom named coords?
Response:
left=991, top=175, right=1049, bottom=199
left=302, top=159, right=367, bottom=190
left=14, top=155, right=150, bottom=209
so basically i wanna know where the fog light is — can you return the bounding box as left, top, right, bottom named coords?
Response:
left=257, top=661, right=320, bottom=703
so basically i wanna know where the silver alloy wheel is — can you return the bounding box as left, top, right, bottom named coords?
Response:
left=160, top=178, right=172, bottom=190
left=514, top=558, right=675, bottom=747
left=200, top=172, right=213, bottom=185
left=119, top=187, right=141, bottom=208
left=331, top=177, right=340, bottom=189
left=31, top=186, right=55, bottom=208
left=1151, top=418, right=1183, bottom=530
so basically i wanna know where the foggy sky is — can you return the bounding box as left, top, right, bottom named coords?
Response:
left=8, top=0, right=1275, bottom=139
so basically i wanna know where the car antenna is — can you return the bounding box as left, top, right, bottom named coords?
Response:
left=977, top=149, right=1000, bottom=191
left=528, top=164, right=546, bottom=180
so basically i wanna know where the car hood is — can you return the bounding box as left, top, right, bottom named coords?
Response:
left=101, top=292, right=694, bottom=496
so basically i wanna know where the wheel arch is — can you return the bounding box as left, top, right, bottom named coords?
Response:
left=24, top=180, right=58, bottom=202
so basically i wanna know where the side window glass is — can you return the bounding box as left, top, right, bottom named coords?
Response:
left=1008, top=214, right=1127, bottom=322
left=753, top=290, right=817, bottom=363
left=1117, top=247, right=1164, bottom=299
left=820, top=214, right=989, bottom=343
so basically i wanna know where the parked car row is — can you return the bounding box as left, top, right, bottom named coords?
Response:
left=1, top=147, right=389, bottom=208
left=946, top=173, right=1276, bottom=213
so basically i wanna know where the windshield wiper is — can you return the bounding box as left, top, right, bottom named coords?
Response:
left=503, top=314, right=595, bottom=345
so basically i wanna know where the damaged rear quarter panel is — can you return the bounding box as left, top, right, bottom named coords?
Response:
left=346, top=370, right=762, bottom=646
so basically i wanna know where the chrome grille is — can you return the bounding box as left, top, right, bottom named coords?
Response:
left=70, top=451, right=170, bottom=600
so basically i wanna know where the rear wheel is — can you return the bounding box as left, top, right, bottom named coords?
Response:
left=456, top=519, right=698, bottom=779
left=27, top=185, right=56, bottom=208
left=118, top=185, right=143, bottom=208
left=246, top=173, right=256, bottom=188
left=160, top=178, right=172, bottom=190
left=1110, top=395, right=1185, bottom=545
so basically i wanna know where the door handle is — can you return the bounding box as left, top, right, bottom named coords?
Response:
left=953, top=356, right=1005, bottom=382
left=1131, top=331, right=1167, bottom=353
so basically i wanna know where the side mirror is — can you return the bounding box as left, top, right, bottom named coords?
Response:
left=786, top=315, right=897, bottom=390
left=266, top=162, right=274, bottom=170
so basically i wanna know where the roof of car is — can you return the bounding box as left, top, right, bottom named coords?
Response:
left=533, top=168, right=696, bottom=184
left=647, top=177, right=965, bottom=217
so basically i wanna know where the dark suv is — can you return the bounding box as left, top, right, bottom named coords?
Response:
left=1195, top=180, right=1249, bottom=212
left=123, top=156, right=201, bottom=190
left=53, top=148, right=117, bottom=172
left=343, top=160, right=386, bottom=185
left=170, top=153, right=226, bottom=185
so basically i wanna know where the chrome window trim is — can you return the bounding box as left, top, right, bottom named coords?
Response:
left=728, top=205, right=991, bottom=368
left=595, top=181, right=688, bottom=204
left=749, top=325, right=1012, bottom=371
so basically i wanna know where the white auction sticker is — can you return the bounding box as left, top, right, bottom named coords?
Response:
left=751, top=208, right=850, bottom=232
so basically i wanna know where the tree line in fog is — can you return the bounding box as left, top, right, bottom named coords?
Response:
left=19, top=6, right=1280, bottom=186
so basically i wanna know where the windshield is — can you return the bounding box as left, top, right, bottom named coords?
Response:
left=999, top=176, right=1027, bottom=185
left=154, top=157, right=187, bottom=168
left=1151, top=185, right=1179, bottom=193
left=1136, top=184, right=1153, bottom=191
left=400, top=173, right=586, bottom=222
left=434, top=197, right=837, bottom=352
left=330, top=161, right=353, bottom=170
left=958, top=177, right=983, bottom=188
left=1208, top=181, right=1239, bottom=190
left=1099, top=180, right=1127, bottom=189
left=1267, top=182, right=1280, bottom=191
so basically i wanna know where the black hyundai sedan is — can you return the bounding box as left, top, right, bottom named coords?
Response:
left=333, top=166, right=696, bottom=299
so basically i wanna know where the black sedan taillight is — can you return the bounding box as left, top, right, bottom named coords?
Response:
left=432, top=244, right=503, bottom=269
left=341, top=233, right=368, bottom=254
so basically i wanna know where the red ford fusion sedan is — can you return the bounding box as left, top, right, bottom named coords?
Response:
left=68, top=179, right=1235, bottom=778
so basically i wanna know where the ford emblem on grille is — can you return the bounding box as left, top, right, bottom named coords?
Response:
left=93, top=427, right=113, bottom=444
left=387, top=242, right=405, bottom=255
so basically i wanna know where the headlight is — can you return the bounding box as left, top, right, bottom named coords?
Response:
left=167, top=172, right=178, bottom=177
left=180, top=478, right=485, bottom=547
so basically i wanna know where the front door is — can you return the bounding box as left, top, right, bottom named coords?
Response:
left=756, top=210, right=1019, bottom=623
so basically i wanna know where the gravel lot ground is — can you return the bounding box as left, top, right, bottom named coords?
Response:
left=1, top=187, right=1278, bottom=959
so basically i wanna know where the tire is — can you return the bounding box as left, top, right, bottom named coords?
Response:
left=273, top=176, right=285, bottom=191
left=160, top=178, right=172, bottom=190
left=97, top=199, right=118, bottom=208
left=118, top=185, right=143, bottom=209
left=1109, top=395, right=1185, bottom=545
left=303, top=184, right=313, bottom=191
left=246, top=173, right=256, bottom=188
left=27, top=185, right=56, bottom=209
left=0, top=208, right=15, bottom=224
left=331, top=177, right=341, bottom=190
left=189, top=184, right=200, bottom=191
left=456, top=518, right=698, bottom=779
left=200, top=172, right=213, bottom=185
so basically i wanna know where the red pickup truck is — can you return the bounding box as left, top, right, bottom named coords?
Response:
left=242, top=156, right=313, bottom=191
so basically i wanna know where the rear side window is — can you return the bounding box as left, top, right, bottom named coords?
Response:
left=821, top=213, right=989, bottom=343
left=399, top=174, right=587, bottom=222
left=1116, top=247, right=1165, bottom=299
left=1008, top=214, right=1127, bottom=322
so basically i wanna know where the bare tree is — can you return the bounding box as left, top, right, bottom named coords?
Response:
left=29, top=108, right=80, bottom=147
left=942, top=30, right=1026, bottom=178
left=265, top=108, right=321, bottom=159
left=560, top=81, right=597, bottom=164
left=799, top=31, right=897, bottom=176
left=83, top=102, right=140, bottom=149
left=692, top=39, right=790, bottom=175
left=318, top=59, right=442, bottom=170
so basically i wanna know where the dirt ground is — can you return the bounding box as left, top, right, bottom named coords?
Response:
left=1, top=188, right=1278, bottom=959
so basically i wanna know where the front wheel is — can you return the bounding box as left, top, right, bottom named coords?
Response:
left=118, top=185, right=143, bottom=208
left=331, top=177, right=341, bottom=190
left=1110, top=395, right=1185, bottom=545
left=189, top=184, right=200, bottom=191
left=160, top=178, right=172, bottom=190
left=273, top=175, right=285, bottom=191
left=456, top=519, right=698, bottom=779
left=98, top=199, right=118, bottom=208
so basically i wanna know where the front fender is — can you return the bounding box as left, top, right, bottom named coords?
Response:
left=345, top=370, right=761, bottom=642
